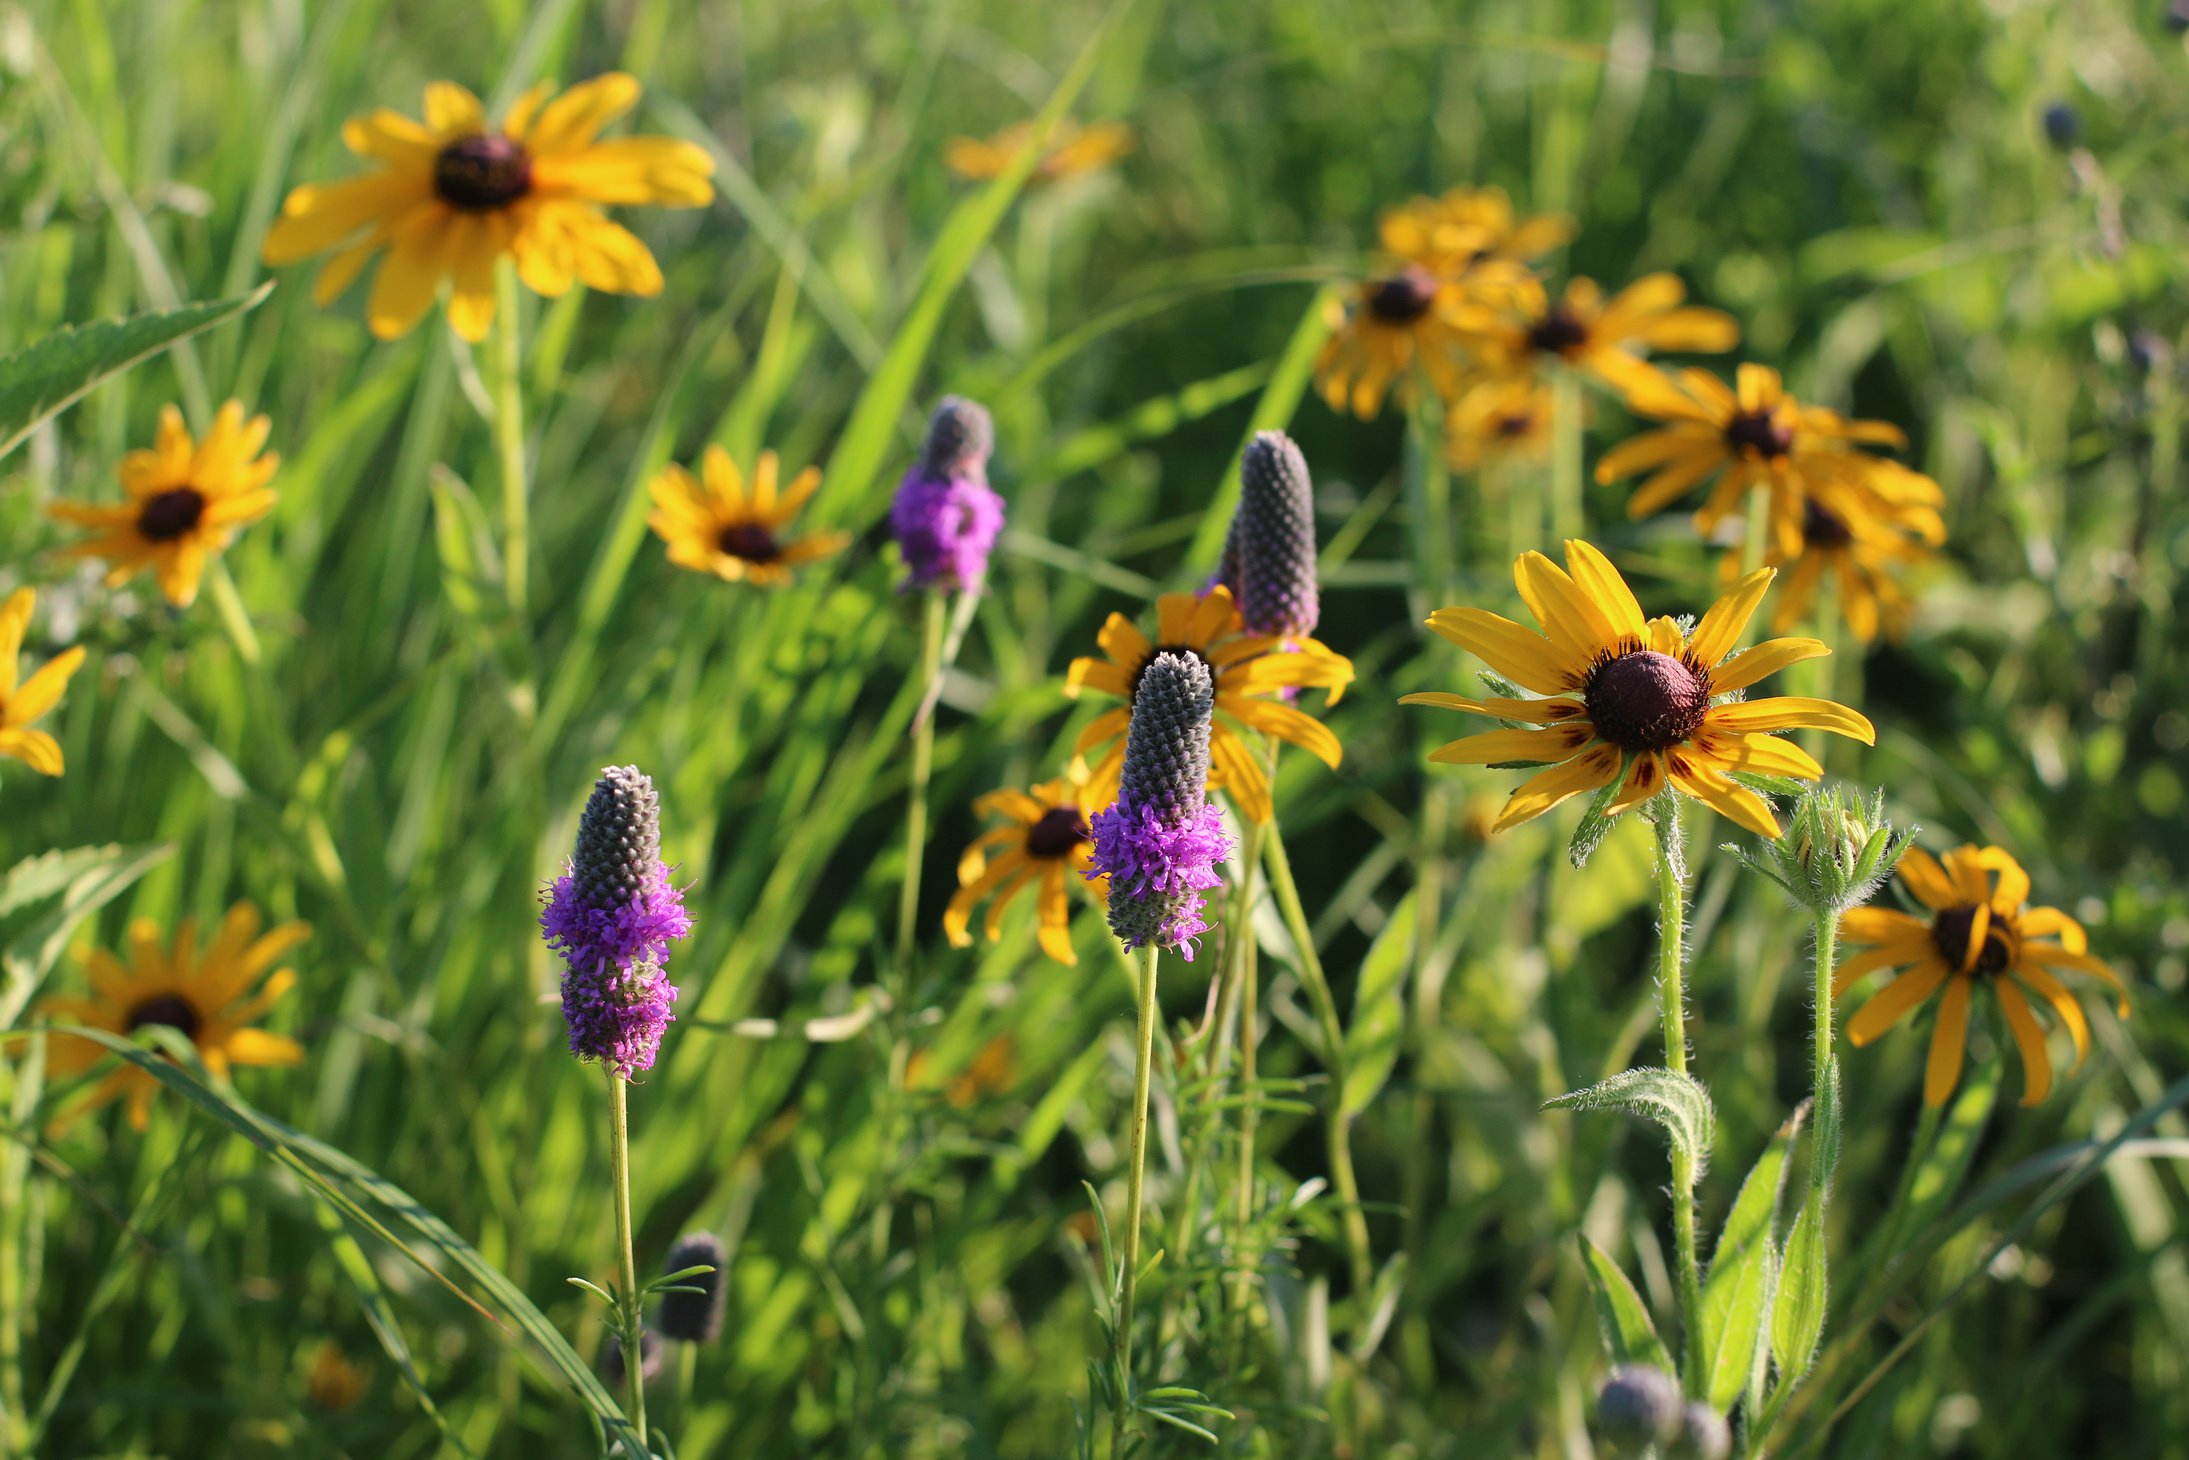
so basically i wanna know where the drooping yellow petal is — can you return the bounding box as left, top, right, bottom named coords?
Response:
left=1426, top=723, right=1595, bottom=767
left=1489, top=743, right=1621, bottom=831
left=1995, top=978, right=2052, bottom=1106
left=1846, top=958, right=1949, bottom=1045
left=1923, top=976, right=1974, bottom=1106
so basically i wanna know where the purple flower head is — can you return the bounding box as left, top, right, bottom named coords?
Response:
left=891, top=396, right=1004, bottom=591
left=1084, top=652, right=1230, bottom=958
left=1217, top=430, right=1320, bottom=639
left=540, top=766, right=693, bottom=1079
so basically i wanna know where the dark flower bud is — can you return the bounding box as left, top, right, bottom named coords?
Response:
left=601, top=1327, right=663, bottom=1388
left=1087, top=653, right=1229, bottom=957
left=2169, top=0, right=2189, bottom=34
left=656, top=1232, right=729, bottom=1344
left=1672, top=1403, right=1733, bottom=1460
left=1223, top=430, right=1321, bottom=638
left=1596, top=1365, right=1684, bottom=1450
left=2130, top=328, right=2173, bottom=377
left=919, top=395, right=996, bottom=480
left=572, top=766, right=663, bottom=912
left=2041, top=102, right=2080, bottom=149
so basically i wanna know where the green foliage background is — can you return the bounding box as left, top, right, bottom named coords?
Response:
left=2, top=0, right=2186, bottom=1456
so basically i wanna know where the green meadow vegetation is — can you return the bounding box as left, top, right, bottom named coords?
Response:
left=1, top=1, right=2186, bottom=1456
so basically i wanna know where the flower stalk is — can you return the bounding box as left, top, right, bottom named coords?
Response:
left=495, top=259, right=529, bottom=616
left=1112, top=940, right=1161, bottom=1455
left=1651, top=802, right=1707, bottom=1392
left=606, top=1071, right=648, bottom=1450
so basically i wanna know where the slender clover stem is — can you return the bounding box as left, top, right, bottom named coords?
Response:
left=896, top=590, right=948, bottom=976
left=1651, top=803, right=1706, bottom=1395
left=606, top=1072, right=648, bottom=1450
left=1224, top=804, right=1270, bottom=1329
left=493, top=259, right=529, bottom=616
left=1112, top=942, right=1162, bottom=1457
left=1263, top=821, right=1374, bottom=1302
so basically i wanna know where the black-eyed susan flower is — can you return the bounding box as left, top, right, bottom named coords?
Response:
left=0, top=588, right=86, bottom=777
left=1748, top=460, right=1946, bottom=643
left=1837, top=844, right=2128, bottom=1106
left=48, top=402, right=278, bottom=609
left=1377, top=185, right=1574, bottom=278
left=1066, top=586, right=1352, bottom=824
left=1405, top=540, right=1874, bottom=838
left=262, top=76, right=715, bottom=341
left=647, top=447, right=846, bottom=587
left=944, top=119, right=1134, bottom=183
left=40, top=904, right=309, bottom=1130
left=1442, top=375, right=1555, bottom=473
left=945, top=780, right=1098, bottom=966
left=1468, top=274, right=1738, bottom=398
left=1313, top=267, right=1484, bottom=419
left=1599, top=364, right=1910, bottom=557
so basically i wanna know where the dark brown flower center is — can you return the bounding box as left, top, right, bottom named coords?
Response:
left=1131, top=645, right=1213, bottom=701
left=1931, top=904, right=2014, bottom=976
left=1802, top=498, right=1853, bottom=549
left=1527, top=305, right=1590, bottom=357
left=137, top=487, right=206, bottom=542
left=433, top=134, right=533, bottom=212
left=1724, top=410, right=1795, bottom=459
left=1367, top=269, right=1438, bottom=323
left=718, top=522, right=781, bottom=563
left=1493, top=409, right=1538, bottom=438
left=1584, top=649, right=1711, bottom=752
left=1025, top=805, right=1091, bottom=860
left=125, top=993, right=202, bottom=1041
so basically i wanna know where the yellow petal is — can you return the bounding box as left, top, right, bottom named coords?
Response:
left=1846, top=959, right=1949, bottom=1045
left=1687, top=567, right=1776, bottom=668
left=1923, top=976, right=1974, bottom=1107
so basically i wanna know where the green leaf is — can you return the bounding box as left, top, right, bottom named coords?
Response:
left=0, top=843, right=174, bottom=1029
left=1545, top=1067, right=1716, bottom=1171
left=1579, top=1235, right=1675, bottom=1374
left=427, top=464, right=504, bottom=624
left=1773, top=1199, right=1828, bottom=1380
left=1696, top=1104, right=1805, bottom=1410
left=42, top=1028, right=648, bottom=1457
left=1340, top=891, right=1415, bottom=1115
left=0, top=284, right=273, bottom=462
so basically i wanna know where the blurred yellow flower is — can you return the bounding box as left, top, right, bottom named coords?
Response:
left=49, top=402, right=278, bottom=609
left=1378, top=185, right=1574, bottom=278
left=41, top=904, right=310, bottom=1131
left=647, top=447, right=847, bottom=587
left=1443, top=375, right=1555, bottom=472
left=1407, top=540, right=1872, bottom=838
left=945, top=780, right=1098, bottom=966
left=1748, top=460, right=1947, bottom=642
left=305, top=1343, right=369, bottom=1412
left=1598, top=363, right=1910, bottom=557
left=1837, top=844, right=2127, bottom=1106
left=1469, top=273, right=1739, bottom=398
left=262, top=75, right=715, bottom=340
left=0, top=588, right=86, bottom=777
left=945, top=119, right=1133, bottom=182
left=1067, top=586, right=1352, bottom=824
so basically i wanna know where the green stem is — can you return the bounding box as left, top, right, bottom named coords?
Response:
left=1652, top=805, right=1705, bottom=1395
left=494, top=261, right=529, bottom=616
left=1550, top=370, right=1584, bottom=543
left=1262, top=823, right=1373, bottom=1301
left=1222, top=811, right=1269, bottom=1328
left=1112, top=942, right=1161, bottom=1457
left=895, top=592, right=948, bottom=974
left=206, top=559, right=261, bottom=667
left=606, top=1072, right=648, bottom=1451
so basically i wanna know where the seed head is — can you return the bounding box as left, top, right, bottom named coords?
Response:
left=1087, top=653, right=1229, bottom=957
left=1671, top=1404, right=1733, bottom=1460
left=1595, top=1365, right=1684, bottom=1450
left=1222, top=430, right=1321, bottom=638
left=919, top=395, right=995, bottom=480
left=656, top=1232, right=729, bottom=1344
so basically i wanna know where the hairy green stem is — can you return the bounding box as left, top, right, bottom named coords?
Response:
left=1262, top=822, right=1373, bottom=1301
left=1551, top=370, right=1584, bottom=542
left=1652, top=805, right=1705, bottom=1394
left=1112, top=942, right=1162, bottom=1457
left=606, top=1073, right=648, bottom=1451
left=493, top=261, right=529, bottom=616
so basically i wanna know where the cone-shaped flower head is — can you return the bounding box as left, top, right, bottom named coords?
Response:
left=890, top=395, right=1005, bottom=591
left=1220, top=430, right=1321, bottom=639
left=1085, top=652, right=1230, bottom=958
left=656, top=1232, right=729, bottom=1343
left=540, top=766, right=692, bottom=1079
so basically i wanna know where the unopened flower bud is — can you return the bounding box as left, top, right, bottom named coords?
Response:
left=1595, top=1365, right=1684, bottom=1450
left=1672, top=1403, right=1732, bottom=1460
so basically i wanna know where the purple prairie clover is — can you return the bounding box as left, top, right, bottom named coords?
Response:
left=890, top=395, right=1005, bottom=591
left=540, top=766, right=692, bottom=1079
left=656, top=1232, right=729, bottom=1343
left=1085, top=652, right=1230, bottom=959
left=1216, top=430, right=1320, bottom=639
